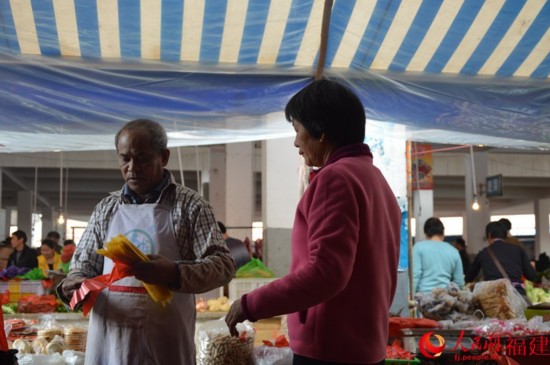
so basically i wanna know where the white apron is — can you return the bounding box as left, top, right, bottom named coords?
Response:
left=85, top=202, right=196, bottom=365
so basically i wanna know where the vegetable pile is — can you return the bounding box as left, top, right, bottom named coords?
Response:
left=0, top=266, right=31, bottom=280
left=386, top=340, right=415, bottom=360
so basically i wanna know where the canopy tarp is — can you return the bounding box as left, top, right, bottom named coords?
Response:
left=0, top=0, right=548, bottom=152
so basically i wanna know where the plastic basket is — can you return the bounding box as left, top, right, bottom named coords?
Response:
left=196, top=286, right=224, bottom=301
left=228, top=278, right=276, bottom=301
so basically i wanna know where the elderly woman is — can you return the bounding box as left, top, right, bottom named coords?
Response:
left=37, top=238, right=62, bottom=275
left=226, top=79, right=401, bottom=365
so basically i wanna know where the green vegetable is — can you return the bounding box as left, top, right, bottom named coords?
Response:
left=2, top=303, right=17, bottom=314
left=16, top=268, right=46, bottom=280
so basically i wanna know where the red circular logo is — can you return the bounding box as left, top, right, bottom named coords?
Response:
left=419, top=331, right=445, bottom=358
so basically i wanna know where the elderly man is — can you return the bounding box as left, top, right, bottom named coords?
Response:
left=57, top=119, right=235, bottom=365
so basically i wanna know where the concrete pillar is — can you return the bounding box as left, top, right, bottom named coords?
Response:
left=262, top=137, right=299, bottom=277
left=464, top=152, right=490, bottom=255
left=413, top=190, right=433, bottom=241
left=17, top=191, right=33, bottom=242
left=0, top=209, right=6, bottom=238
left=226, top=142, right=254, bottom=240
left=41, top=208, right=54, bottom=237
left=3, top=208, right=13, bottom=237
left=535, top=198, right=550, bottom=257
left=209, top=145, right=227, bottom=222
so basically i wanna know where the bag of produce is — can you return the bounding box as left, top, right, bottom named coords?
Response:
left=16, top=352, right=65, bottom=365
left=196, top=319, right=255, bottom=365
left=473, top=279, right=528, bottom=319
left=235, top=258, right=275, bottom=278
left=253, top=345, right=292, bottom=365
left=414, top=282, right=474, bottom=321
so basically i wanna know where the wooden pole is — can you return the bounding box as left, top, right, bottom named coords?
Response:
left=406, top=140, right=416, bottom=317
left=315, top=0, right=333, bottom=80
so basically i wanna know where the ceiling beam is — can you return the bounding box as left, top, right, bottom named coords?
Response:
left=2, top=168, right=52, bottom=208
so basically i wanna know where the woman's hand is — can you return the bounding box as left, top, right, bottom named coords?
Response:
left=225, top=300, right=247, bottom=337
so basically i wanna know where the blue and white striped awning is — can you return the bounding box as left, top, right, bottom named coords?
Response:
left=0, top=0, right=549, bottom=152
left=1, top=0, right=548, bottom=77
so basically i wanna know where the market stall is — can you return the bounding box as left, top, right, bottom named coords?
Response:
left=1, top=254, right=284, bottom=364
left=3, top=289, right=288, bottom=364
left=385, top=278, right=550, bottom=365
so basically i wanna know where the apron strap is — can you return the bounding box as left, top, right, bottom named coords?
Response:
left=109, top=285, right=148, bottom=294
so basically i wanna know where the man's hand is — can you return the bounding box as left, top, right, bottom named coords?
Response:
left=224, top=300, right=247, bottom=337
left=58, top=276, right=86, bottom=302
left=131, top=254, right=179, bottom=286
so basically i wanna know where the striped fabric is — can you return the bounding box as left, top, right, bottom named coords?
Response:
left=0, top=0, right=548, bottom=78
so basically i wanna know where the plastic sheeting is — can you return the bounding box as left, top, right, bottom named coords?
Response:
left=0, top=55, right=312, bottom=152
left=0, top=0, right=548, bottom=152
left=0, top=54, right=548, bottom=153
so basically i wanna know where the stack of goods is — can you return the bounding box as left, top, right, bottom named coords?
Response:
left=36, top=327, right=64, bottom=342
left=12, top=335, right=67, bottom=355
left=5, top=318, right=87, bottom=357
left=64, top=326, right=87, bottom=352
left=473, top=316, right=550, bottom=338
left=196, top=319, right=255, bottom=365
left=472, top=279, right=527, bottom=319
left=472, top=316, right=550, bottom=364
left=5, top=318, right=38, bottom=342
left=414, top=283, right=475, bottom=321
left=196, top=296, right=231, bottom=313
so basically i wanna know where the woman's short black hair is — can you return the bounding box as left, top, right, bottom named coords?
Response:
left=63, top=239, right=75, bottom=246
left=423, top=217, right=444, bottom=237
left=454, top=237, right=466, bottom=247
left=41, top=238, right=55, bottom=250
left=486, top=221, right=507, bottom=240
left=498, top=218, right=512, bottom=231
left=284, top=79, right=366, bottom=147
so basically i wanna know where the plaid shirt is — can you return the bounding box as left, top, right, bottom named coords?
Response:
left=67, top=170, right=235, bottom=293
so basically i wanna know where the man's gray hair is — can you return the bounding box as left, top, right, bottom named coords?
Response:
left=115, top=119, right=168, bottom=152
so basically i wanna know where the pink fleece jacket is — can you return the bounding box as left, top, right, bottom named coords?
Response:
left=243, top=153, right=401, bottom=363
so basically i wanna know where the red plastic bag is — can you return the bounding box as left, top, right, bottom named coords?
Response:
left=0, top=290, right=8, bottom=305
left=0, top=306, right=8, bottom=351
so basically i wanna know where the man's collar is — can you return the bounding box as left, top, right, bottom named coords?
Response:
left=123, top=169, right=171, bottom=204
